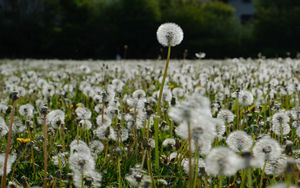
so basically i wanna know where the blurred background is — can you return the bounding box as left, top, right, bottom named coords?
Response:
left=0, top=0, right=299, bottom=59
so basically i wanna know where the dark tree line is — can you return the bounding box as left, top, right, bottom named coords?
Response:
left=0, top=0, right=299, bottom=59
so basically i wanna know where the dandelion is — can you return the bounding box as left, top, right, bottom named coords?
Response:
left=182, top=158, right=206, bottom=176
left=46, top=109, right=65, bottom=129
left=271, top=111, right=291, bottom=136
left=253, top=137, right=282, bottom=161
left=272, top=123, right=290, bottom=136
left=238, top=90, right=254, bottom=106
left=217, top=109, right=234, bottom=124
left=42, top=84, right=55, bottom=97
left=272, top=112, right=290, bottom=125
left=125, top=164, right=150, bottom=188
left=94, top=125, right=110, bottom=140
left=75, top=106, right=92, bottom=120
left=226, top=130, right=253, bottom=152
left=96, top=115, right=111, bottom=127
left=89, top=140, right=104, bottom=159
left=205, top=147, right=243, bottom=176
left=69, top=152, right=95, bottom=174
left=264, top=155, right=287, bottom=175
left=19, top=104, right=34, bottom=118
left=156, top=23, right=184, bottom=47
left=154, top=23, right=183, bottom=170
left=70, top=140, right=91, bottom=156
left=215, top=119, right=226, bottom=138
left=78, top=119, right=92, bottom=130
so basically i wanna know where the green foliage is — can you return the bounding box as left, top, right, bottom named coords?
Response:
left=254, top=0, right=300, bottom=57
left=162, top=1, right=241, bottom=58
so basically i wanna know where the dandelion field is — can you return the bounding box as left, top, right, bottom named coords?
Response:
left=0, top=58, right=300, bottom=188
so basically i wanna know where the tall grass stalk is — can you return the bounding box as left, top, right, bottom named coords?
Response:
left=154, top=45, right=171, bottom=172
left=1, top=99, right=17, bottom=188
left=42, top=111, right=49, bottom=188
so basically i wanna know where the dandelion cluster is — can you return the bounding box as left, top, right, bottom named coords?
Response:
left=0, top=58, right=299, bottom=187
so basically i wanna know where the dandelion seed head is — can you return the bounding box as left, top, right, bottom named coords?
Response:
left=75, top=107, right=92, bottom=120
left=226, top=130, right=253, bottom=152
left=47, top=109, right=65, bottom=129
left=182, top=158, right=205, bottom=176
left=238, top=90, right=254, bottom=106
left=217, top=109, right=234, bottom=123
left=272, top=122, right=290, bottom=136
left=156, top=23, right=183, bottom=47
left=69, top=152, right=95, bottom=173
left=253, top=137, right=282, bottom=161
left=70, top=140, right=91, bottom=156
left=272, top=111, right=290, bottom=126
left=205, top=147, right=243, bottom=176
left=264, top=154, right=287, bottom=175
left=19, top=103, right=34, bottom=118
left=89, top=140, right=104, bottom=158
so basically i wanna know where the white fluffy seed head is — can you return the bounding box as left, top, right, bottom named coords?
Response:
left=238, top=90, right=254, bottom=106
left=226, top=130, right=253, bottom=152
left=205, top=147, right=243, bottom=176
left=156, top=23, right=183, bottom=47
left=253, top=137, right=281, bottom=161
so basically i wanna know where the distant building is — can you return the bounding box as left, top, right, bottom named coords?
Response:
left=221, top=0, right=255, bottom=23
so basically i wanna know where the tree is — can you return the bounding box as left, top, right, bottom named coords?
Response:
left=254, top=0, right=300, bottom=56
left=161, top=1, right=241, bottom=58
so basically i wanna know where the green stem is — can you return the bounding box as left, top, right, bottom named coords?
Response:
left=259, top=161, right=266, bottom=188
left=43, top=114, right=48, bottom=188
left=286, top=173, right=291, bottom=188
left=247, top=169, right=253, bottom=188
left=188, top=121, right=193, bottom=188
left=156, top=45, right=171, bottom=115
left=153, top=115, right=160, bottom=172
left=154, top=45, right=171, bottom=172
left=218, top=176, right=223, bottom=188
left=241, top=170, right=246, bottom=188
left=118, top=157, right=122, bottom=188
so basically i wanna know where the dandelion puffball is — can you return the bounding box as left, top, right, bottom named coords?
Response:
left=156, top=23, right=183, bottom=47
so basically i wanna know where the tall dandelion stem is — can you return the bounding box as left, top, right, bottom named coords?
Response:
left=42, top=107, right=49, bottom=188
left=156, top=45, right=171, bottom=115
left=154, top=45, right=171, bottom=172
left=155, top=22, right=183, bottom=173
left=1, top=99, right=17, bottom=188
left=187, top=120, right=193, bottom=188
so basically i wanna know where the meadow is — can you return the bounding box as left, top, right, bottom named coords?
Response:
left=0, top=58, right=299, bottom=188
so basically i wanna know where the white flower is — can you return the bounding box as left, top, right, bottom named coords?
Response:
left=75, top=107, right=92, bottom=120
left=47, top=109, right=65, bottom=129
left=156, top=23, right=184, bottom=47
left=238, top=90, right=254, bottom=106
left=226, top=130, right=253, bottom=152
left=19, top=104, right=34, bottom=118
left=253, top=137, right=281, bottom=161
left=205, top=147, right=243, bottom=176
